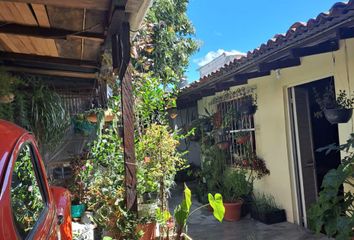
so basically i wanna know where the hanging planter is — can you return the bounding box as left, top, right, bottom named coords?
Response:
left=314, top=86, right=354, bottom=124
left=0, top=93, right=15, bottom=103
left=86, top=109, right=114, bottom=123
left=239, top=101, right=257, bottom=115
left=323, top=108, right=353, bottom=124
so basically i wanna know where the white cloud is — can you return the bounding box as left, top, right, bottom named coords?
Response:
left=194, top=49, right=245, bottom=67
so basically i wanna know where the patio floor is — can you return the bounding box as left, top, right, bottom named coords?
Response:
left=169, top=183, right=331, bottom=240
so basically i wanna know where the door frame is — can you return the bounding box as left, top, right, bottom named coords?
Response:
left=287, top=87, right=311, bottom=227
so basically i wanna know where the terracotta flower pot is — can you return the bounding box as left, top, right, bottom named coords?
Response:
left=137, top=222, right=156, bottom=240
left=217, top=141, right=230, bottom=150
left=223, top=201, right=243, bottom=221
left=236, top=134, right=250, bottom=144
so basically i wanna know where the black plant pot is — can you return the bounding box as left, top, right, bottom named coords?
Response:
left=239, top=104, right=257, bottom=115
left=251, top=209, right=286, bottom=224
left=202, top=123, right=213, bottom=133
left=323, top=108, right=353, bottom=124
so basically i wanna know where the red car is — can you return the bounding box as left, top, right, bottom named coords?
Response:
left=0, top=120, right=72, bottom=239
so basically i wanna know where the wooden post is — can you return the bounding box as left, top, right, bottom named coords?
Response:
left=121, top=67, right=137, bottom=212
left=112, top=21, right=137, bottom=212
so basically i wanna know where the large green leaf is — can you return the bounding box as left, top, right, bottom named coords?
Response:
left=208, top=193, right=225, bottom=222
left=174, top=184, right=192, bottom=228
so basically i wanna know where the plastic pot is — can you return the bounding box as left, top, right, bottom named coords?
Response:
left=323, top=108, right=353, bottom=124
left=251, top=209, right=286, bottom=224
left=71, top=204, right=85, bottom=219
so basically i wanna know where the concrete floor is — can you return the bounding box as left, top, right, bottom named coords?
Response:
left=169, top=183, right=330, bottom=240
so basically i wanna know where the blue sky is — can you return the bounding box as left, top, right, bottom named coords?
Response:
left=185, top=0, right=342, bottom=82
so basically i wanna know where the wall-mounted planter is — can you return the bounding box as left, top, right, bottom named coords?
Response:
left=250, top=209, right=286, bottom=225
left=236, top=134, right=250, bottom=144
left=323, top=108, right=353, bottom=124
left=216, top=140, right=230, bottom=150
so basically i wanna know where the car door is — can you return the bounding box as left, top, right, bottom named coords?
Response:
left=10, top=140, right=57, bottom=239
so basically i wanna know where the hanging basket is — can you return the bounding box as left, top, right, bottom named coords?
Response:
left=239, top=103, right=257, bottom=115
left=0, top=93, right=15, bottom=103
left=86, top=109, right=114, bottom=123
left=323, top=108, right=353, bottom=124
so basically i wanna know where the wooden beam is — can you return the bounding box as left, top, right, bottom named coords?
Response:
left=176, top=98, right=197, bottom=109
left=3, top=66, right=96, bottom=78
left=0, top=51, right=99, bottom=69
left=201, top=88, right=217, bottom=97
left=259, top=58, right=301, bottom=72
left=291, top=39, right=339, bottom=58
left=1, top=0, right=111, bottom=11
left=216, top=83, right=230, bottom=92
left=121, top=67, right=137, bottom=212
left=113, top=21, right=137, bottom=212
left=234, top=71, right=271, bottom=80
left=0, top=22, right=105, bottom=42
left=337, top=27, right=354, bottom=40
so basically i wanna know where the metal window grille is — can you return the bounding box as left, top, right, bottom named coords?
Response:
left=217, top=96, right=256, bottom=165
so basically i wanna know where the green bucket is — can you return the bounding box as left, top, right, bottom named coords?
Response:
left=71, top=204, right=85, bottom=218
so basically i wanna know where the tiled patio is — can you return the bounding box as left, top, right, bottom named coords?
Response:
left=169, top=183, right=331, bottom=240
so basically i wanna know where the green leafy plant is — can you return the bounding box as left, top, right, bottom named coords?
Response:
left=136, top=124, right=188, bottom=225
left=251, top=193, right=282, bottom=214
left=173, top=184, right=225, bottom=239
left=0, top=75, right=69, bottom=151
left=221, top=168, right=252, bottom=203
left=314, top=85, right=354, bottom=111
left=0, top=68, right=21, bottom=98
left=307, top=133, right=354, bottom=240
left=80, top=128, right=143, bottom=239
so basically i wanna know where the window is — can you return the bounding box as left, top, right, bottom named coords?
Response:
left=217, top=95, right=256, bottom=165
left=11, top=144, right=46, bottom=238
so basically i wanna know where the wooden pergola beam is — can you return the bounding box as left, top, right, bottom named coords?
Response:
left=3, top=66, right=96, bottom=79
left=259, top=58, right=301, bottom=72
left=0, top=22, right=105, bottom=42
left=0, top=52, right=99, bottom=69
left=0, top=0, right=111, bottom=11
left=291, top=39, right=339, bottom=58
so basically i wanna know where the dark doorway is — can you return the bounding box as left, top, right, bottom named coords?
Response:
left=289, top=77, right=341, bottom=226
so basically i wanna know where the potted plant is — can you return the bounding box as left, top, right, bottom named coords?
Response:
left=235, top=130, right=250, bottom=144
left=238, top=95, right=257, bottom=115
left=221, top=168, right=252, bottom=221
left=314, top=85, right=354, bottom=124
left=0, top=69, right=20, bottom=104
left=250, top=193, right=286, bottom=224
left=86, top=108, right=115, bottom=123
